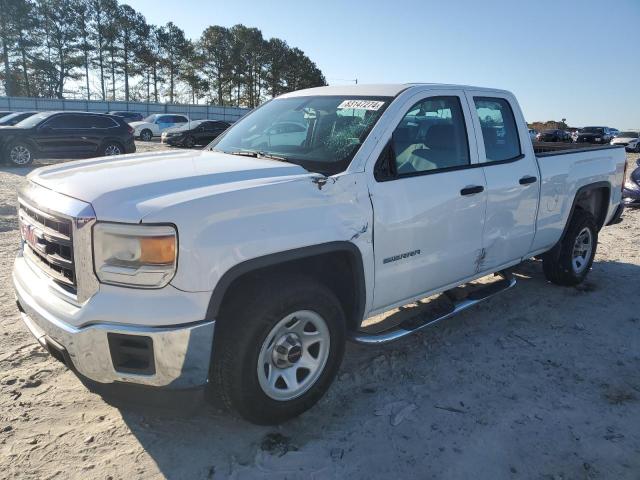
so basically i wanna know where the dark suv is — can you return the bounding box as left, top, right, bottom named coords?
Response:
left=0, top=111, right=136, bottom=166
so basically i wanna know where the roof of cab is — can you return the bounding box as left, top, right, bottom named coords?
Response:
left=278, top=83, right=511, bottom=98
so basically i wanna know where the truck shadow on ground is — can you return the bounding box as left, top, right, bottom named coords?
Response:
left=112, top=255, right=640, bottom=479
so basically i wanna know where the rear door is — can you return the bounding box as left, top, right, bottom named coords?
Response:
left=464, top=92, right=540, bottom=270
left=369, top=90, right=488, bottom=311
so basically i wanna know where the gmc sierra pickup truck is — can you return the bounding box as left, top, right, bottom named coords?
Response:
left=13, top=84, right=626, bottom=424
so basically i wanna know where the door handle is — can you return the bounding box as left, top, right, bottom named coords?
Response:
left=460, top=185, right=484, bottom=196
left=519, top=175, right=537, bottom=185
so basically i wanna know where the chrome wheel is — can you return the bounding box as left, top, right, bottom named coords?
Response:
left=140, top=130, right=152, bottom=141
left=10, top=144, right=32, bottom=165
left=571, top=227, right=593, bottom=273
left=103, top=144, right=122, bottom=156
left=257, top=310, right=330, bottom=401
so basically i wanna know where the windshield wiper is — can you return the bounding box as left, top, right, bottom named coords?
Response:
left=228, top=150, right=291, bottom=163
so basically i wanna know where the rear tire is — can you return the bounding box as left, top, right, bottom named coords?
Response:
left=209, top=274, right=346, bottom=425
left=7, top=141, right=34, bottom=166
left=542, top=209, right=598, bottom=286
left=101, top=142, right=124, bottom=156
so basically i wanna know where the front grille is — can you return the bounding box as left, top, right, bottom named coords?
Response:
left=19, top=201, right=76, bottom=292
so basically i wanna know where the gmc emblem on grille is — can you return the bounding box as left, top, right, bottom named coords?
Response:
left=20, top=222, right=40, bottom=250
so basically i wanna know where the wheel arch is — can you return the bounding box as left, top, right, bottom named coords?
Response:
left=556, top=181, right=611, bottom=247
left=207, top=242, right=366, bottom=331
left=571, top=181, right=611, bottom=231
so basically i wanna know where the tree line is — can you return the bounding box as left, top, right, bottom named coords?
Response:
left=0, top=0, right=327, bottom=107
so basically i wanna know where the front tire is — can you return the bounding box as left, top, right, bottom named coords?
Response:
left=7, top=141, right=34, bottom=166
left=183, top=135, right=196, bottom=148
left=210, top=275, right=346, bottom=424
left=542, top=209, right=598, bottom=286
left=140, top=129, right=153, bottom=142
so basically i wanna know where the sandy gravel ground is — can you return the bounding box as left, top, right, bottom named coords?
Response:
left=0, top=147, right=638, bottom=480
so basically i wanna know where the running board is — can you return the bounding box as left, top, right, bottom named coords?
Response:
left=349, top=271, right=517, bottom=345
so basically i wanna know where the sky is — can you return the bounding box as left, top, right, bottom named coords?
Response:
left=125, top=0, right=640, bottom=129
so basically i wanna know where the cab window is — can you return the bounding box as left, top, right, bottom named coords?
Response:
left=391, top=96, right=470, bottom=175
left=473, top=97, right=521, bottom=162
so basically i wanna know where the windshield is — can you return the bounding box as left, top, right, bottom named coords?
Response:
left=581, top=127, right=605, bottom=134
left=619, top=131, right=638, bottom=138
left=142, top=114, right=160, bottom=123
left=14, top=111, right=56, bottom=128
left=209, top=96, right=391, bottom=175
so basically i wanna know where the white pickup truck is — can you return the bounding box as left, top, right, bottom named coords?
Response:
left=13, top=84, right=626, bottom=424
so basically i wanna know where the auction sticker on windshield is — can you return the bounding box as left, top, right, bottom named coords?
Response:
left=337, top=100, right=385, bottom=110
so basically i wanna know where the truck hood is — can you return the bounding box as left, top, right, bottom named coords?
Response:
left=28, top=150, right=312, bottom=222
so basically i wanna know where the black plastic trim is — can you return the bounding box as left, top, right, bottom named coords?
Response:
left=559, top=181, right=612, bottom=241
left=206, top=241, right=367, bottom=325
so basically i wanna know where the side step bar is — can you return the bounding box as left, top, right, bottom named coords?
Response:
left=349, top=271, right=517, bottom=345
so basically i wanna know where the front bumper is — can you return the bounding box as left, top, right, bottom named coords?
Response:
left=162, top=135, right=185, bottom=146
left=13, top=255, right=215, bottom=389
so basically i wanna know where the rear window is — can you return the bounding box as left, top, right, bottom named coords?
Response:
left=473, top=97, right=522, bottom=162
left=88, top=115, right=119, bottom=129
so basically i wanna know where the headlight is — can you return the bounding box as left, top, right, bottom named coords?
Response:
left=93, top=223, right=177, bottom=288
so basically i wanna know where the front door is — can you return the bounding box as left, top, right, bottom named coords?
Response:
left=465, top=92, right=540, bottom=270
left=369, top=91, right=488, bottom=311
left=33, top=114, right=96, bottom=157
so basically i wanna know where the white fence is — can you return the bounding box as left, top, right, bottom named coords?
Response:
left=0, top=96, right=251, bottom=122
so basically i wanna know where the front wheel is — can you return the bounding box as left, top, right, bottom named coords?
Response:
left=7, top=142, right=34, bottom=166
left=183, top=135, right=195, bottom=148
left=210, top=275, right=346, bottom=424
left=139, top=129, right=153, bottom=142
left=542, top=209, right=598, bottom=286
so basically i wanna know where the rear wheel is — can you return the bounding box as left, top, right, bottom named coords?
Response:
left=140, top=129, right=153, bottom=142
left=7, top=142, right=34, bottom=166
left=101, top=142, right=123, bottom=156
left=542, top=209, right=598, bottom=286
left=209, top=275, right=346, bottom=424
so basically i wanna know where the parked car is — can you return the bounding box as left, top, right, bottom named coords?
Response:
left=570, top=130, right=580, bottom=142
left=130, top=114, right=190, bottom=141
left=528, top=128, right=538, bottom=141
left=622, top=158, right=640, bottom=207
left=0, top=111, right=135, bottom=166
left=609, top=128, right=620, bottom=138
left=536, top=129, right=571, bottom=142
left=13, top=84, right=626, bottom=424
left=610, top=131, right=640, bottom=152
left=0, top=111, right=38, bottom=127
left=107, top=111, right=144, bottom=123
left=575, top=126, right=614, bottom=144
left=161, top=120, right=231, bottom=148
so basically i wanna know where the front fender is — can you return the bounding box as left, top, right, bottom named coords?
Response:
left=141, top=172, right=375, bottom=306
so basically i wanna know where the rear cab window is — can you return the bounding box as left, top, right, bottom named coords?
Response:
left=473, top=97, right=522, bottom=162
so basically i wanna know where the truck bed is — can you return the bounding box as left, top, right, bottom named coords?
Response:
left=529, top=143, right=626, bottom=254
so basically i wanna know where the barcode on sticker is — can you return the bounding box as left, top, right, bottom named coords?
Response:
left=337, top=100, right=385, bottom=111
